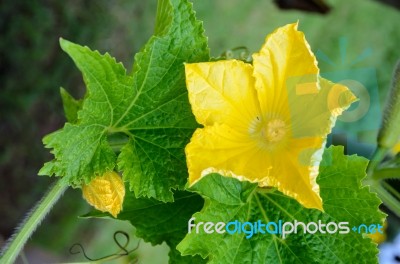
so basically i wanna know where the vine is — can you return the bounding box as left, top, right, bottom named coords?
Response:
left=1, top=0, right=400, bottom=263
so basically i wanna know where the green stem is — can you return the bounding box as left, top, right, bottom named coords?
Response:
left=382, top=181, right=400, bottom=201
left=364, top=148, right=400, bottom=217
left=367, top=147, right=388, bottom=178
left=373, top=168, right=400, bottom=181
left=0, top=180, right=67, bottom=263
left=373, top=184, right=400, bottom=218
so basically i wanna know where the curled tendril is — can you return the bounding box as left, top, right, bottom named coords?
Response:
left=69, top=231, right=140, bottom=262
left=216, top=46, right=252, bottom=63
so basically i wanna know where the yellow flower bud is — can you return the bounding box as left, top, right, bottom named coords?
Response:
left=82, top=171, right=125, bottom=217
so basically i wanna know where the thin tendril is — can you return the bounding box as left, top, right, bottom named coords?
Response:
left=69, top=243, right=95, bottom=261
left=69, top=231, right=140, bottom=262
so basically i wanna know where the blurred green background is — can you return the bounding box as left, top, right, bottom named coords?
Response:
left=1, top=0, right=399, bottom=263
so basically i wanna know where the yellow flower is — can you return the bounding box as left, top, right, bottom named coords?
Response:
left=82, top=171, right=125, bottom=217
left=185, top=23, right=356, bottom=210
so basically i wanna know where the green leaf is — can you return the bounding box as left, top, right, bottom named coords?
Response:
left=84, top=190, right=207, bottom=264
left=39, top=123, right=117, bottom=186
left=177, top=146, right=385, bottom=264
left=39, top=0, right=209, bottom=200
left=60, top=87, right=82, bottom=123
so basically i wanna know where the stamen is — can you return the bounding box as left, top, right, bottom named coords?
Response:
left=263, top=119, right=286, bottom=142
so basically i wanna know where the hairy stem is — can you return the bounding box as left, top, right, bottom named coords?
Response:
left=0, top=180, right=67, bottom=263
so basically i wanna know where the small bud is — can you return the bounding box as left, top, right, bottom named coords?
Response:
left=82, top=171, right=125, bottom=217
left=378, top=61, right=400, bottom=149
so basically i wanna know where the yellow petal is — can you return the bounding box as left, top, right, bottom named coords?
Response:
left=185, top=60, right=261, bottom=131
left=186, top=124, right=325, bottom=209
left=287, top=77, right=357, bottom=138
left=82, top=171, right=125, bottom=217
left=186, top=124, right=271, bottom=185
left=260, top=137, right=325, bottom=210
left=274, top=78, right=355, bottom=210
left=252, top=22, right=319, bottom=120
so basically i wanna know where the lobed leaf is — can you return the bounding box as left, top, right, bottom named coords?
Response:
left=39, top=0, right=209, bottom=202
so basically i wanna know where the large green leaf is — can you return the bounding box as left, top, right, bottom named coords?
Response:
left=39, top=0, right=209, bottom=202
left=177, top=146, right=385, bottom=264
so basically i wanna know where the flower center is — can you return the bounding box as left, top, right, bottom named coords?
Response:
left=249, top=116, right=288, bottom=149
left=263, top=119, right=286, bottom=142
